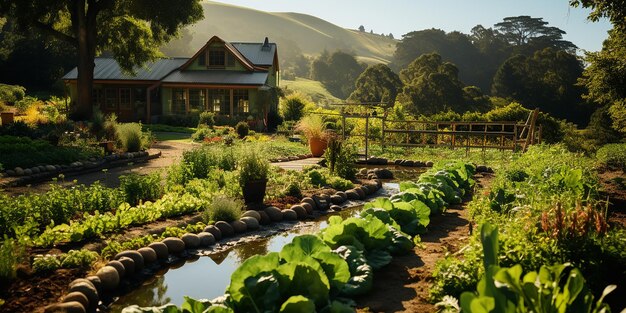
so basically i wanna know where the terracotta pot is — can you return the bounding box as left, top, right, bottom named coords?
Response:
left=309, top=137, right=328, bottom=157
left=242, top=179, right=267, bottom=204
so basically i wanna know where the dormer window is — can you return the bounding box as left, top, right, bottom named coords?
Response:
left=208, top=48, right=225, bottom=67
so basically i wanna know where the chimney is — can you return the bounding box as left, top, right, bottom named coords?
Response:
left=262, top=37, right=270, bottom=50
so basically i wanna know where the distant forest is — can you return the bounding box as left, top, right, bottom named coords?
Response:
left=0, top=14, right=606, bottom=126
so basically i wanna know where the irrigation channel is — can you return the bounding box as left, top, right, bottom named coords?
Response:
left=106, top=166, right=425, bottom=312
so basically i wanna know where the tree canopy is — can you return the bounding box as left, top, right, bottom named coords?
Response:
left=0, top=0, right=203, bottom=119
left=570, top=0, right=626, bottom=30
left=348, top=64, right=402, bottom=105
left=310, top=50, right=366, bottom=100
left=494, top=16, right=577, bottom=53
left=492, top=47, right=587, bottom=124
left=397, top=53, right=488, bottom=115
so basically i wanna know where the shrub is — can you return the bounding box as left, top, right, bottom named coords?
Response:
left=308, top=169, right=327, bottom=187
left=324, top=136, right=357, bottom=180
left=90, top=110, right=106, bottom=139
left=235, top=121, right=249, bottom=138
left=238, top=151, right=269, bottom=187
left=198, top=111, right=215, bottom=128
left=280, top=94, right=308, bottom=121
left=116, top=123, right=150, bottom=152
left=0, top=83, right=25, bottom=104
left=159, top=113, right=200, bottom=127
left=206, top=195, right=243, bottom=223
left=596, top=143, right=626, bottom=171
left=14, top=96, right=39, bottom=114
left=191, top=125, right=214, bottom=142
left=103, top=113, right=119, bottom=142
left=119, top=172, right=164, bottom=206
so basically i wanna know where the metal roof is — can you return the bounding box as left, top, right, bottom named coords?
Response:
left=231, top=43, right=276, bottom=66
left=161, top=70, right=269, bottom=86
left=62, top=58, right=187, bottom=81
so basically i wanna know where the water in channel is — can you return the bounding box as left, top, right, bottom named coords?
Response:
left=108, top=169, right=420, bottom=311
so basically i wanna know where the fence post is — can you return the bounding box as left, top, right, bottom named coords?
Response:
left=365, top=113, right=369, bottom=162
left=381, top=116, right=386, bottom=153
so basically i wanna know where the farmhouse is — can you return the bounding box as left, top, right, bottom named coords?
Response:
left=62, top=36, right=279, bottom=125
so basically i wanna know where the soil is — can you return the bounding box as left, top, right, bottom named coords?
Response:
left=598, top=169, right=626, bottom=228
left=355, top=173, right=493, bottom=313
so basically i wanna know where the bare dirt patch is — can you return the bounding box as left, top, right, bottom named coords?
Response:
left=598, top=170, right=626, bottom=228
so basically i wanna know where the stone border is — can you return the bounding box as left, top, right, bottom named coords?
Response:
left=0, top=151, right=160, bottom=188
left=44, top=182, right=383, bottom=313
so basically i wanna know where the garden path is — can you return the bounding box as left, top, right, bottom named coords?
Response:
left=5, top=140, right=194, bottom=195
left=271, top=157, right=323, bottom=171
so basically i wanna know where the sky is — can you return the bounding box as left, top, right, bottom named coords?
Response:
left=211, top=0, right=612, bottom=52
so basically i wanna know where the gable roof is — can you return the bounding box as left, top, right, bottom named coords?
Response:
left=231, top=42, right=277, bottom=67
left=62, top=36, right=277, bottom=83
left=62, top=58, right=187, bottom=81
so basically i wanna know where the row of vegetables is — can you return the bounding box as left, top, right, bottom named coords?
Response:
left=122, top=162, right=477, bottom=313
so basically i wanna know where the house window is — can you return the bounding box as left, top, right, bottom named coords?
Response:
left=226, top=53, right=235, bottom=67
left=234, top=89, right=249, bottom=114
left=189, top=89, right=205, bottom=113
left=93, top=89, right=103, bottom=107
left=105, top=88, right=117, bottom=109
left=208, top=48, right=225, bottom=67
left=119, top=88, right=131, bottom=109
left=198, top=52, right=206, bottom=66
left=172, top=89, right=186, bottom=114
left=208, top=89, right=229, bottom=114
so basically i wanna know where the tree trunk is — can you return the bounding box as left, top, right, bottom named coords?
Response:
left=73, top=0, right=96, bottom=120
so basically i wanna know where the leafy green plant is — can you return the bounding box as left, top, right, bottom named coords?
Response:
left=328, top=177, right=354, bottom=191
left=365, top=197, right=430, bottom=236
left=0, top=238, right=24, bottom=282
left=596, top=143, right=626, bottom=171
left=238, top=151, right=269, bottom=186
left=324, top=136, right=357, bottom=180
left=119, top=172, right=164, bottom=206
left=460, top=223, right=614, bottom=313
left=206, top=195, right=242, bottom=223
left=32, top=250, right=99, bottom=273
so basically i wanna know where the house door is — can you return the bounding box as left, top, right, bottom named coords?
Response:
left=102, top=87, right=134, bottom=122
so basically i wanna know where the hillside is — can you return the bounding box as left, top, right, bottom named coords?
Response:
left=281, top=78, right=341, bottom=105
left=165, top=1, right=396, bottom=64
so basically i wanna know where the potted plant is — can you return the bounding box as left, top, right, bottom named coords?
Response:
left=295, top=115, right=329, bottom=157
left=238, top=151, right=270, bottom=204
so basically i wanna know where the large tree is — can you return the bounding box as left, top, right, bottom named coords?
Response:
left=310, top=50, right=366, bottom=99
left=494, top=16, right=577, bottom=53
left=397, top=53, right=487, bottom=115
left=348, top=64, right=402, bottom=106
left=0, top=0, right=203, bottom=119
left=492, top=47, right=587, bottom=124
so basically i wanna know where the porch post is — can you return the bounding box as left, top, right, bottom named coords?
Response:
left=229, top=89, right=234, bottom=117
left=185, top=88, right=190, bottom=114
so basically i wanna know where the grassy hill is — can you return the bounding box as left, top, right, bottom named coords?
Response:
left=281, top=78, right=341, bottom=105
left=171, top=1, right=396, bottom=64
